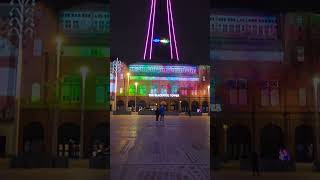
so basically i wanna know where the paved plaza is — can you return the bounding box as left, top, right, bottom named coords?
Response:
left=0, top=169, right=108, bottom=180
left=212, top=170, right=320, bottom=180
left=110, top=115, right=210, bottom=180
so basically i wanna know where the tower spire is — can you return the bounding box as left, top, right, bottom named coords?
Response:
left=143, top=0, right=179, bottom=61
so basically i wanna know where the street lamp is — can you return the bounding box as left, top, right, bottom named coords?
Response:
left=9, top=0, right=36, bottom=155
left=135, top=82, right=138, bottom=112
left=313, top=77, right=320, bottom=161
left=179, top=100, right=182, bottom=112
left=80, top=66, right=88, bottom=158
left=52, top=35, right=63, bottom=155
left=126, top=73, right=130, bottom=111
left=208, top=85, right=210, bottom=114
left=112, top=58, right=121, bottom=111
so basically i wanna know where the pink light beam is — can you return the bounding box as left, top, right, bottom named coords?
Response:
left=149, top=0, right=157, bottom=60
left=166, top=0, right=173, bottom=59
left=143, top=0, right=154, bottom=60
left=168, top=0, right=179, bottom=60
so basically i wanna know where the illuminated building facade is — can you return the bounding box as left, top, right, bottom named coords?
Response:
left=212, top=9, right=320, bottom=162
left=0, top=2, right=109, bottom=157
left=111, top=63, right=210, bottom=112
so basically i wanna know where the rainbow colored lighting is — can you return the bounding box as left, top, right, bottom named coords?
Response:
left=153, top=38, right=170, bottom=44
left=143, top=0, right=179, bottom=60
left=130, top=76, right=199, bottom=82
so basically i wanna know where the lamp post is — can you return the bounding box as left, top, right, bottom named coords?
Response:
left=126, top=73, right=130, bottom=111
left=9, top=0, right=35, bottom=155
left=313, top=77, right=320, bottom=161
left=208, top=85, right=210, bottom=114
left=52, top=35, right=63, bottom=155
left=80, top=66, right=88, bottom=158
left=112, top=58, right=121, bottom=111
left=179, top=100, right=182, bottom=113
left=135, top=82, right=138, bottom=112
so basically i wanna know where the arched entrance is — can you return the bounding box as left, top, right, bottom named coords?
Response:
left=212, top=126, right=219, bottom=156
left=58, top=123, right=80, bottom=158
left=23, top=122, right=44, bottom=153
left=227, top=125, right=251, bottom=159
left=149, top=100, right=158, bottom=110
left=295, top=125, right=314, bottom=162
left=137, top=100, right=147, bottom=111
left=128, top=100, right=135, bottom=111
left=181, top=101, right=189, bottom=112
left=91, top=123, right=109, bottom=157
left=260, top=124, right=283, bottom=159
left=170, top=101, right=179, bottom=111
left=160, top=101, right=168, bottom=111
left=202, top=101, right=209, bottom=113
left=0, top=135, right=5, bottom=157
left=117, top=100, right=125, bottom=111
left=191, top=101, right=199, bottom=112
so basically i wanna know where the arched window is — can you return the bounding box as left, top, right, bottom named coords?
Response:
left=31, top=83, right=40, bottom=103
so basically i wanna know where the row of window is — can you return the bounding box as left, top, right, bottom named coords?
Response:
left=211, top=16, right=277, bottom=23
left=63, top=12, right=109, bottom=19
left=211, top=23, right=277, bottom=36
left=31, top=76, right=108, bottom=104
left=224, top=80, right=306, bottom=107
left=111, top=83, right=209, bottom=96
left=64, top=20, right=109, bottom=31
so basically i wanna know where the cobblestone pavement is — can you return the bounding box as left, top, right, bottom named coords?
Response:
left=111, top=115, right=210, bottom=180
left=212, top=170, right=320, bottom=180
left=0, top=169, right=108, bottom=180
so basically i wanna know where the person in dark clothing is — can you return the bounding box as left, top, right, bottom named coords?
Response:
left=159, top=106, right=165, bottom=121
left=188, top=110, right=191, bottom=117
left=155, top=108, right=160, bottom=121
left=251, top=151, right=260, bottom=176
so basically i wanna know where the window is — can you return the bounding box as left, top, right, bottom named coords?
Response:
left=33, top=39, right=42, bottom=56
left=150, top=85, right=158, bottom=94
left=297, top=46, right=304, bottom=62
left=296, top=15, right=303, bottom=26
left=73, top=20, right=79, bottom=29
left=31, top=83, right=40, bottom=103
left=138, top=85, right=147, bottom=96
left=171, top=85, right=178, bottom=94
left=65, top=20, right=71, bottom=29
left=261, top=81, right=270, bottom=106
left=227, top=79, right=247, bottom=105
left=260, top=80, right=279, bottom=106
left=160, top=85, right=167, bottom=94
left=270, top=80, right=279, bottom=106
left=299, top=88, right=307, bottom=106
left=227, top=80, right=238, bottom=105
left=96, top=76, right=107, bottom=104
left=61, top=75, right=81, bottom=103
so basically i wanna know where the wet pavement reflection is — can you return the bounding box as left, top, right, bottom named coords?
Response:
left=111, top=115, right=210, bottom=180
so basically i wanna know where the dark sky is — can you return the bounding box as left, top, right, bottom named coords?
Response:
left=111, top=0, right=210, bottom=65
left=211, top=0, right=320, bottom=11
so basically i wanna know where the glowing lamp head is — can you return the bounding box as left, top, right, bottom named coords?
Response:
left=127, top=72, right=130, bottom=77
left=135, top=82, right=138, bottom=87
left=80, top=66, right=89, bottom=78
left=56, top=35, right=63, bottom=44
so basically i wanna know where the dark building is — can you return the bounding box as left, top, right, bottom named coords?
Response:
left=0, top=2, right=109, bottom=158
left=211, top=9, right=320, bottom=162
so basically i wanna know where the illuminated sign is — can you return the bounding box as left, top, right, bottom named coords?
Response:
left=130, top=76, right=199, bottom=81
left=153, top=38, right=170, bottom=44
left=129, top=64, right=197, bottom=75
left=149, top=94, right=180, bottom=97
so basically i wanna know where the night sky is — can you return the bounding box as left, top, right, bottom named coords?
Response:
left=111, top=0, right=210, bottom=65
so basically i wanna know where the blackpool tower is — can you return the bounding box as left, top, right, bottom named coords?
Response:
left=143, top=0, right=179, bottom=61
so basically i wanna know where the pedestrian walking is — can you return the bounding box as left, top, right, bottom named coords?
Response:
left=155, top=108, right=160, bottom=121
left=159, top=105, right=165, bottom=121
left=188, top=109, right=191, bottom=117
left=251, top=151, right=260, bottom=176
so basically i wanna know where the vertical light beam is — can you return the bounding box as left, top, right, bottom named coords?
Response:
left=149, top=0, right=157, bottom=60
left=168, top=0, right=179, bottom=61
left=166, top=0, right=173, bottom=59
left=143, top=0, right=154, bottom=60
